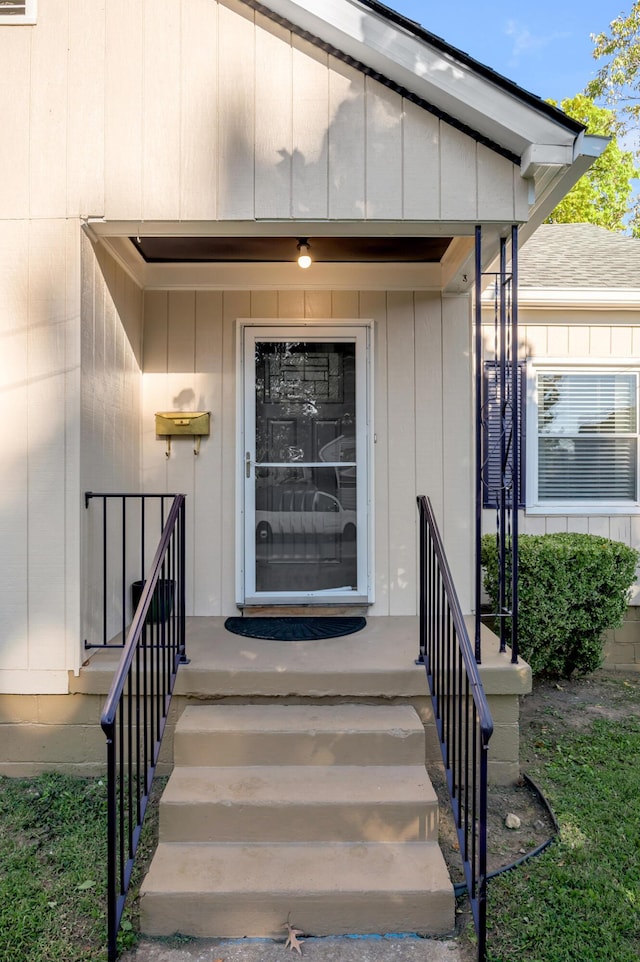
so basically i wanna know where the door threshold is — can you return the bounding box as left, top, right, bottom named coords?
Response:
left=238, top=604, right=370, bottom=617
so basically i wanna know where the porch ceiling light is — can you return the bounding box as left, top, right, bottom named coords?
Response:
left=296, top=239, right=312, bottom=269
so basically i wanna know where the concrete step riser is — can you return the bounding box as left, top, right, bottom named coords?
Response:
left=141, top=890, right=453, bottom=939
left=173, top=730, right=425, bottom=767
left=160, top=800, right=438, bottom=843
left=140, top=841, right=454, bottom=938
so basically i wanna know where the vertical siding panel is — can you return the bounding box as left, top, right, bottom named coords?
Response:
left=194, top=292, right=223, bottom=613
left=567, top=517, right=589, bottom=534
left=611, top=326, right=632, bottom=357
left=304, top=291, right=332, bottom=318
left=440, top=126, right=477, bottom=220
left=632, top=327, right=640, bottom=356
left=218, top=2, right=255, bottom=219
left=221, top=293, right=249, bottom=609
left=545, top=517, right=568, bottom=534
left=403, top=102, right=440, bottom=220
left=0, top=31, right=31, bottom=217
left=610, top=517, right=631, bottom=545
left=30, top=0, right=68, bottom=216
left=514, top=166, right=529, bottom=222
left=0, top=222, right=29, bottom=668
left=588, top=517, right=610, bottom=538
left=166, top=292, right=196, bottom=613
left=292, top=37, right=329, bottom=218
left=142, top=0, right=182, bottom=219
left=521, top=516, right=546, bottom=535
left=67, top=0, right=105, bottom=217
left=141, top=293, right=169, bottom=492
left=589, top=326, right=611, bottom=356
left=568, top=325, right=590, bottom=355
left=442, top=296, right=473, bottom=611
left=27, top=221, right=67, bottom=668
left=105, top=0, right=144, bottom=218
left=477, top=146, right=514, bottom=221
left=255, top=16, right=292, bottom=219
left=168, top=292, right=196, bottom=374
left=180, top=0, right=219, bottom=220
left=331, top=291, right=359, bottom=319
left=524, top=325, right=547, bottom=355
left=365, top=79, right=402, bottom=219
left=414, top=293, right=443, bottom=517
left=546, top=325, right=569, bottom=355
left=250, top=291, right=278, bottom=318
left=328, top=59, right=365, bottom=219
left=278, top=291, right=305, bottom=318
left=360, top=291, right=389, bottom=615
left=387, top=292, right=416, bottom=615
left=64, top=221, right=82, bottom=670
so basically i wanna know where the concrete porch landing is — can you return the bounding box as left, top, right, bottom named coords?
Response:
left=73, top=615, right=531, bottom=784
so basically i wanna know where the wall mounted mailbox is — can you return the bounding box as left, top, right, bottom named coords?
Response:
left=155, top=411, right=210, bottom=457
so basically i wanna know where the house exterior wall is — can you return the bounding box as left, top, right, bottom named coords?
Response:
left=516, top=312, right=640, bottom=568
left=0, top=0, right=525, bottom=226
left=141, top=289, right=474, bottom=616
left=0, top=0, right=520, bottom=692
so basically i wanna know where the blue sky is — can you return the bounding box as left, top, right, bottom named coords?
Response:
left=388, top=1, right=625, bottom=103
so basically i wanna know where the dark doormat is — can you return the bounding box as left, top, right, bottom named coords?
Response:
left=224, top=616, right=366, bottom=641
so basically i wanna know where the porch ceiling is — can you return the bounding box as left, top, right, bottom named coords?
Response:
left=132, top=235, right=453, bottom=264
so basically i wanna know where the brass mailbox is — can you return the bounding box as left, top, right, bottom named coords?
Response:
left=155, top=411, right=210, bottom=457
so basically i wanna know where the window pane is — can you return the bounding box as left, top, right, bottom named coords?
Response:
left=0, top=1, right=27, bottom=14
left=539, top=437, right=637, bottom=500
left=539, top=373, right=637, bottom=436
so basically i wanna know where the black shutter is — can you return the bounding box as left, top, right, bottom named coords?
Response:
left=482, top=360, right=526, bottom=509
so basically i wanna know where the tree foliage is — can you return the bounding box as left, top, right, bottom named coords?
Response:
left=545, top=95, right=638, bottom=233
left=586, top=3, right=640, bottom=129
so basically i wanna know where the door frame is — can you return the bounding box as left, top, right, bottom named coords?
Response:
left=236, top=318, right=374, bottom=606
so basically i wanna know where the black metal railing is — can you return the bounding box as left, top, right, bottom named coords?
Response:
left=417, top=495, right=493, bottom=962
left=99, top=494, right=186, bottom=962
left=84, top=493, right=182, bottom=649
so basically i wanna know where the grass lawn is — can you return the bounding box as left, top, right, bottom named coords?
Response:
left=0, top=772, right=161, bottom=962
left=485, top=678, right=640, bottom=962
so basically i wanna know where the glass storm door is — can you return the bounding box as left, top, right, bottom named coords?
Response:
left=242, top=326, right=369, bottom=604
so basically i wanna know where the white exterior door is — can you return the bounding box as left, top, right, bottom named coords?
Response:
left=240, top=324, right=371, bottom=605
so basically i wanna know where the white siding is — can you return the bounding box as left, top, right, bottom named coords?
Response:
left=80, top=235, right=143, bottom=650
left=0, top=220, right=82, bottom=693
left=142, top=290, right=473, bottom=617
left=0, top=0, right=522, bottom=223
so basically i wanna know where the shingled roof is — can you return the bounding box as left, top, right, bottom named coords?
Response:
left=519, top=223, right=640, bottom=289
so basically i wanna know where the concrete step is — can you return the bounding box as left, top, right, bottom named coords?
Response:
left=159, top=765, right=439, bottom=843
left=173, top=704, right=425, bottom=767
left=140, top=841, right=454, bottom=938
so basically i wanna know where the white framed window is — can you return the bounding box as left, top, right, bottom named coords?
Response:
left=526, top=359, right=640, bottom=514
left=0, top=0, right=36, bottom=24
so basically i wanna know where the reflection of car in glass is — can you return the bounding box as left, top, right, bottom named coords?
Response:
left=256, top=487, right=356, bottom=542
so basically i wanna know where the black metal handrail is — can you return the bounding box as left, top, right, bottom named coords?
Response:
left=99, top=494, right=186, bottom=962
left=417, top=495, right=493, bottom=962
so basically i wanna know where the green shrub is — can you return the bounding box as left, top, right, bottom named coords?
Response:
left=481, top=532, right=639, bottom=677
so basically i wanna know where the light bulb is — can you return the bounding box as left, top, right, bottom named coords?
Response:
left=296, top=240, right=312, bottom=269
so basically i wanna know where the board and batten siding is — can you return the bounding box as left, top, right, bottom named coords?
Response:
left=0, top=0, right=526, bottom=224
left=80, top=237, right=144, bottom=649
left=141, top=290, right=474, bottom=616
left=0, top=219, right=81, bottom=693
left=483, top=313, right=640, bottom=600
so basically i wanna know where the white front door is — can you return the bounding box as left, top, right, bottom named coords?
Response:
left=240, top=324, right=371, bottom=605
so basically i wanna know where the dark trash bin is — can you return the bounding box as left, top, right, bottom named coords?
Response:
left=131, top=579, right=175, bottom=625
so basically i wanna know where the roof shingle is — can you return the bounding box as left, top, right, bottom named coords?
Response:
left=519, top=223, right=640, bottom=289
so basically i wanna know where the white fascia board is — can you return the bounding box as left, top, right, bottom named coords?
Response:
left=515, top=288, right=640, bottom=311
left=264, top=0, right=580, bottom=156
left=518, top=134, right=608, bottom=243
